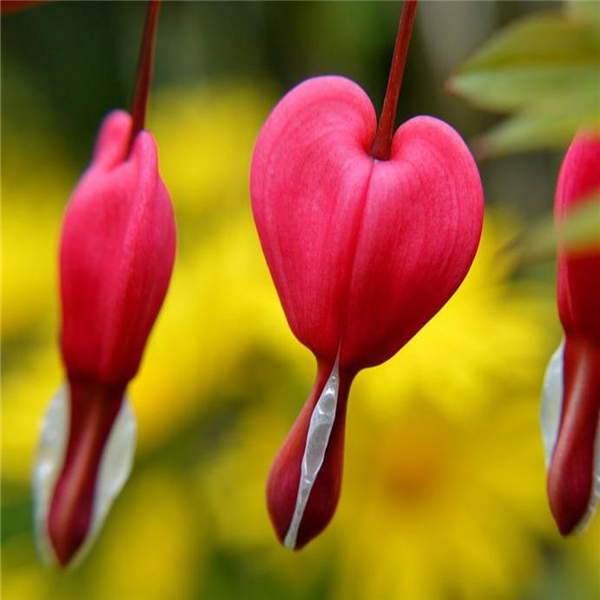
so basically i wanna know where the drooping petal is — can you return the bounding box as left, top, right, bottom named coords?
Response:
left=33, top=383, right=136, bottom=566
left=546, top=338, right=600, bottom=534
left=555, top=132, right=600, bottom=343
left=267, top=359, right=351, bottom=550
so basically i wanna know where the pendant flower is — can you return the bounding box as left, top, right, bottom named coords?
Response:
left=32, top=1, right=176, bottom=566
left=250, top=0, right=484, bottom=549
left=542, top=130, right=600, bottom=536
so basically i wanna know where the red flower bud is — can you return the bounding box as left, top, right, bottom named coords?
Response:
left=34, top=110, right=176, bottom=566
left=542, top=131, right=600, bottom=535
left=32, top=1, right=171, bottom=567
left=251, top=64, right=483, bottom=549
left=60, top=110, right=175, bottom=385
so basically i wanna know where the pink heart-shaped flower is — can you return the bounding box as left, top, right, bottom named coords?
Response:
left=251, top=75, right=484, bottom=549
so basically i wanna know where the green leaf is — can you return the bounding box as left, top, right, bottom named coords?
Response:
left=474, top=91, right=600, bottom=157
left=450, top=65, right=598, bottom=113
left=508, top=192, right=600, bottom=267
left=456, top=13, right=599, bottom=74
left=448, top=7, right=600, bottom=157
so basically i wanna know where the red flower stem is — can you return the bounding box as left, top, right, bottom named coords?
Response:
left=370, top=0, right=418, bottom=161
left=129, top=0, right=161, bottom=153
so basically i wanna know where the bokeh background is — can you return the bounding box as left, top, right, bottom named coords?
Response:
left=2, top=2, right=599, bottom=600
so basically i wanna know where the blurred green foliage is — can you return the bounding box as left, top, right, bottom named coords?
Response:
left=449, top=0, right=600, bottom=157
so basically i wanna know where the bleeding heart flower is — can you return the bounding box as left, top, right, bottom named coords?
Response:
left=32, top=1, right=175, bottom=567
left=541, top=130, right=600, bottom=536
left=250, top=0, right=484, bottom=550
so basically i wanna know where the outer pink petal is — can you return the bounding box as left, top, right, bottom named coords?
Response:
left=342, top=116, right=483, bottom=369
left=251, top=76, right=376, bottom=364
left=555, top=131, right=600, bottom=342
left=60, top=110, right=177, bottom=385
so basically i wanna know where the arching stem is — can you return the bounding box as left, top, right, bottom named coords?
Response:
left=370, top=0, right=418, bottom=161
left=129, top=0, right=161, bottom=153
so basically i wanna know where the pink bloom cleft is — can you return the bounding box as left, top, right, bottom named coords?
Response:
left=250, top=1, right=484, bottom=550
left=542, top=130, right=600, bottom=536
left=33, top=0, right=175, bottom=567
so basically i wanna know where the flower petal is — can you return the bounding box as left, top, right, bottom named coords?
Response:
left=267, top=360, right=350, bottom=550
left=342, top=116, right=484, bottom=369
left=251, top=77, right=483, bottom=371
left=60, top=111, right=176, bottom=385
left=541, top=340, right=564, bottom=469
left=547, top=338, right=600, bottom=534
left=33, top=383, right=136, bottom=565
left=283, top=356, right=340, bottom=549
left=251, top=76, right=376, bottom=364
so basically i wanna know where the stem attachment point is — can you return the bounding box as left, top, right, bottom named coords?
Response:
left=370, top=0, right=418, bottom=161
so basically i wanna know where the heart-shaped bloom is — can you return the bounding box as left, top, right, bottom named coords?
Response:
left=541, top=130, right=600, bottom=535
left=33, top=110, right=176, bottom=566
left=250, top=75, right=484, bottom=549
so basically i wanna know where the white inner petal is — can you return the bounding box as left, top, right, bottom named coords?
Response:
left=541, top=340, right=565, bottom=469
left=283, top=358, right=340, bottom=550
left=33, top=384, right=137, bottom=565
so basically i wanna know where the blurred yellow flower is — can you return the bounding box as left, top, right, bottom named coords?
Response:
left=1, top=344, right=61, bottom=483
left=89, top=469, right=202, bottom=600
left=335, top=398, right=548, bottom=600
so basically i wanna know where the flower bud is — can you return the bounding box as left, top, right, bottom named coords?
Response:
left=542, top=131, right=600, bottom=535
left=34, top=110, right=176, bottom=566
